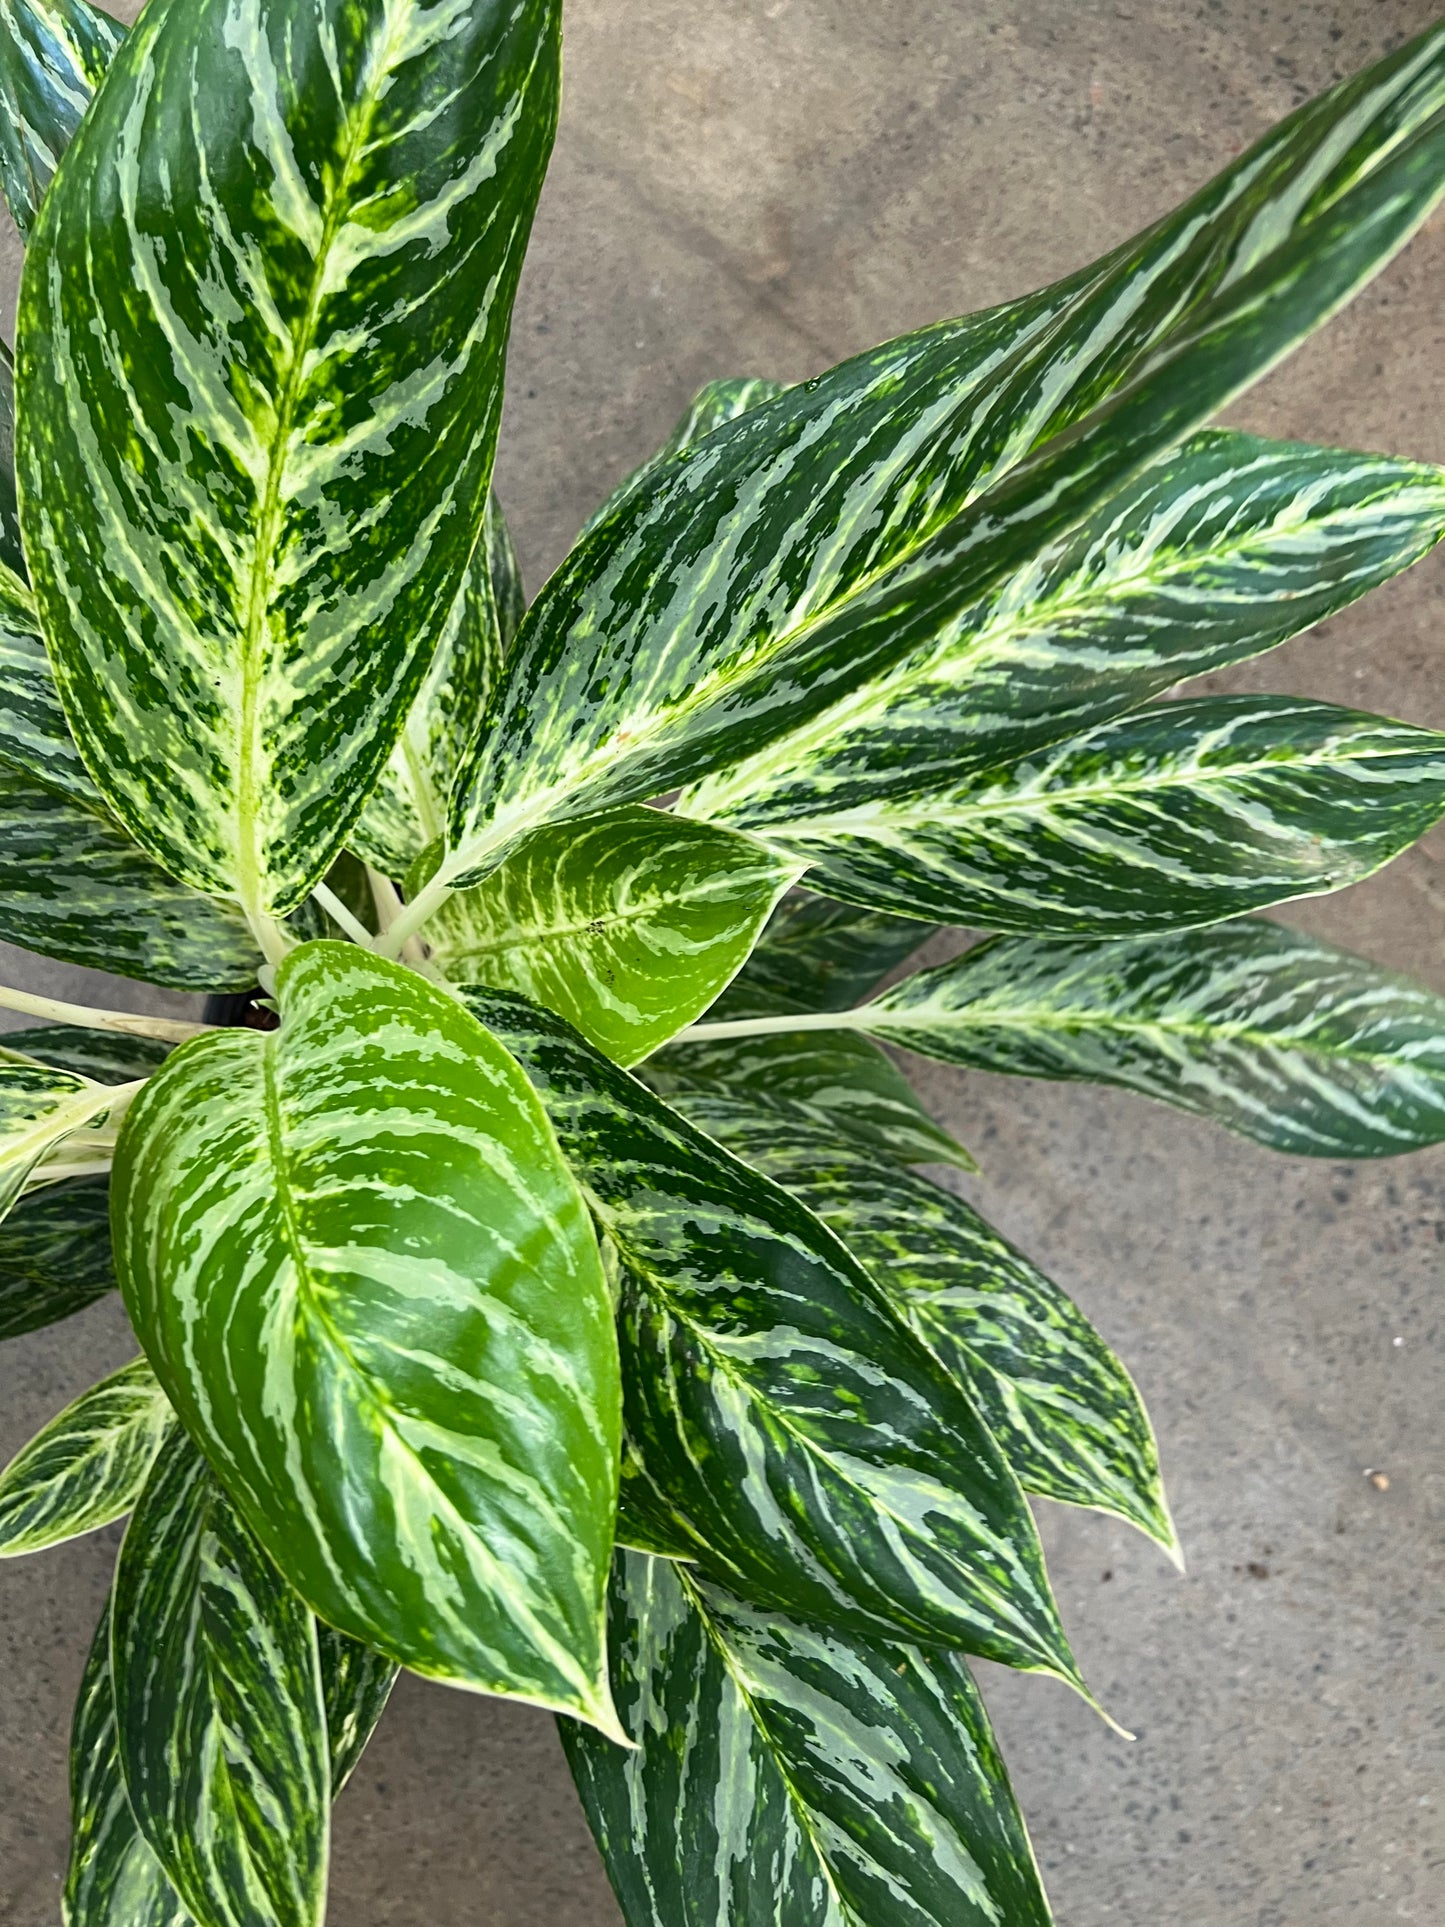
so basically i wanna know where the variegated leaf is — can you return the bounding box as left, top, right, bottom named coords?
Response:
left=0, top=356, right=22, bottom=576
left=691, top=429, right=1445, bottom=825
left=0, top=1173, right=112, bottom=1338
left=65, top=1596, right=393, bottom=1927
left=317, top=1625, right=397, bottom=1796
left=113, top=941, right=623, bottom=1733
left=19, top=0, right=560, bottom=924
left=717, top=889, right=936, bottom=1017
left=0, top=1354, right=173, bottom=1554
left=0, top=0, right=119, bottom=238
left=352, top=494, right=525, bottom=879
left=0, top=1051, right=131, bottom=1217
left=644, top=998, right=973, bottom=1169
left=428, top=26, right=1445, bottom=925
left=678, top=1095, right=1175, bottom=1555
left=855, top=919, right=1445, bottom=1156
left=65, top=1599, right=196, bottom=1927
left=562, top=1549, right=1051, bottom=1927
left=470, top=988, right=1084, bottom=1688
left=579, top=375, right=788, bottom=540
left=111, top=1430, right=330, bottom=1927
left=741, top=696, right=1445, bottom=933
left=430, top=806, right=801, bottom=1066
left=0, top=589, right=266, bottom=986
left=4, top=1023, right=171, bottom=1084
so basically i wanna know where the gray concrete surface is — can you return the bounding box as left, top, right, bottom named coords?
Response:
left=2, top=2, right=1443, bottom=1922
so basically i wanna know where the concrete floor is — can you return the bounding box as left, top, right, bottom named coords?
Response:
left=1, top=1, right=1443, bottom=1922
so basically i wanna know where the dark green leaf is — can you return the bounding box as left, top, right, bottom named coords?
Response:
left=861, top=918, right=1445, bottom=1156
left=19, top=0, right=560, bottom=920
left=645, top=1000, right=973, bottom=1169
left=65, top=1598, right=195, bottom=1927
left=316, top=1625, right=397, bottom=1796
left=430, top=806, right=801, bottom=1065
left=469, top=988, right=1083, bottom=1688
left=679, top=1095, right=1175, bottom=1556
left=744, top=696, right=1445, bottom=933
left=0, top=1354, right=173, bottom=1555
left=0, top=0, right=119, bottom=237
left=114, top=941, right=623, bottom=1733
left=487, top=491, right=527, bottom=654
left=562, top=1550, right=1052, bottom=1927
left=0, top=359, right=22, bottom=577
left=111, top=1431, right=330, bottom=1927
left=717, top=890, right=936, bottom=1017
left=693, top=429, right=1445, bottom=825
left=4, top=1024, right=171, bottom=1082
left=438, top=28, right=1445, bottom=902
left=0, top=1173, right=112, bottom=1339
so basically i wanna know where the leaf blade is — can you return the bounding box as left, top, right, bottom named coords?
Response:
left=0, top=1354, right=173, bottom=1554
left=0, top=0, right=120, bottom=238
left=114, top=941, right=622, bottom=1731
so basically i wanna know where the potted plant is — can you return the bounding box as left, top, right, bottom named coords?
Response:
left=0, top=2, right=1443, bottom=1922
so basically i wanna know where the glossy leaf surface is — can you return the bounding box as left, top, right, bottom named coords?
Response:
left=0, top=594, right=264, bottom=986
left=66, top=1598, right=393, bottom=1927
left=694, top=430, right=1445, bottom=824
left=353, top=494, right=524, bottom=878
left=0, top=1173, right=113, bottom=1338
left=431, top=806, right=800, bottom=1065
left=471, top=989, right=1081, bottom=1685
left=747, top=696, right=1445, bottom=933
left=3, top=1024, right=171, bottom=1084
left=646, top=1002, right=973, bottom=1169
left=562, top=1550, right=1051, bottom=1927
left=114, top=942, right=621, bottom=1730
left=444, top=27, right=1445, bottom=891
left=111, top=1431, right=329, bottom=1927
left=20, top=0, right=560, bottom=919
left=0, top=0, right=119, bottom=237
left=0, top=1354, right=173, bottom=1554
left=682, top=1096, right=1174, bottom=1554
left=862, top=920, right=1445, bottom=1155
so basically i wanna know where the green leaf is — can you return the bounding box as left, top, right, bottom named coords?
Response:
left=645, top=999, right=973, bottom=1170
left=742, top=695, right=1445, bottom=934
left=470, top=988, right=1083, bottom=1689
left=19, top=0, right=561, bottom=924
left=0, top=1354, right=173, bottom=1555
left=678, top=1095, right=1175, bottom=1556
left=856, top=918, right=1445, bottom=1156
left=111, top=1430, right=330, bottom=1927
left=580, top=375, right=788, bottom=540
left=65, top=1599, right=195, bottom=1927
left=0, top=0, right=120, bottom=237
left=352, top=493, right=526, bottom=878
left=0, top=356, right=23, bottom=578
left=317, top=1625, right=397, bottom=1796
left=113, top=940, right=622, bottom=1733
left=429, top=806, right=801, bottom=1065
left=717, top=890, right=936, bottom=1017
left=65, top=1595, right=395, bottom=1927
left=0, top=591, right=265, bottom=987
left=4, top=1023, right=171, bottom=1083
left=0, top=1173, right=113, bottom=1339
left=0, top=1051, right=127, bottom=1216
left=440, top=27, right=1445, bottom=898
left=692, top=429, right=1445, bottom=826
left=561, top=1550, right=1051, bottom=1927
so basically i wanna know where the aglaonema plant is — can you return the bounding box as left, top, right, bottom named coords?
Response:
left=0, top=0, right=1443, bottom=1920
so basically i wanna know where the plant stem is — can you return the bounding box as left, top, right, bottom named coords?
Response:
left=672, top=1009, right=866, bottom=1044
left=0, top=984, right=213, bottom=1044
left=312, top=880, right=374, bottom=947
